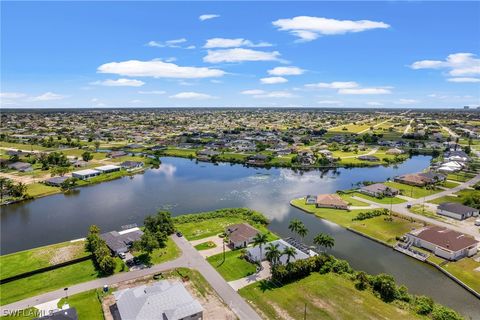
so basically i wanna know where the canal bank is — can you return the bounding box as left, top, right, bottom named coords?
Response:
left=1, top=156, right=479, bottom=317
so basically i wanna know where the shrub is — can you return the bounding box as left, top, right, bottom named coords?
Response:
left=173, top=208, right=269, bottom=225
left=414, top=295, right=434, bottom=315
left=352, top=209, right=389, bottom=221
left=271, top=254, right=333, bottom=283
left=370, top=273, right=398, bottom=302
left=431, top=304, right=463, bottom=320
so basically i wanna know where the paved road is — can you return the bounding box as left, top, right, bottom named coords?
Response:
left=403, top=119, right=413, bottom=135
left=352, top=172, right=480, bottom=240
left=0, top=236, right=261, bottom=320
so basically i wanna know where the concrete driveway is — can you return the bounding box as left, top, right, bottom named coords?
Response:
left=189, top=235, right=230, bottom=258
left=228, top=261, right=271, bottom=291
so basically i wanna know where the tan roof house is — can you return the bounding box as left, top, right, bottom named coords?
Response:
left=316, top=194, right=348, bottom=210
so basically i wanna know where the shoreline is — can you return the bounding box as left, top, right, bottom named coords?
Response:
left=289, top=200, right=480, bottom=299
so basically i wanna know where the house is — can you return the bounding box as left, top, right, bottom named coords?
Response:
left=394, top=172, right=446, bottom=187
left=7, top=161, right=33, bottom=172
left=113, top=280, right=203, bottom=320
left=120, top=161, right=144, bottom=170
left=35, top=307, right=78, bottom=320
left=437, top=161, right=464, bottom=173
left=72, top=169, right=100, bottom=180
left=437, top=202, right=479, bottom=220
left=247, top=154, right=268, bottom=166
left=73, top=160, right=87, bottom=167
left=445, top=150, right=470, bottom=163
left=245, top=239, right=312, bottom=265
left=357, top=155, right=379, bottom=162
left=305, top=195, right=317, bottom=205
left=95, top=165, right=121, bottom=173
left=100, top=227, right=144, bottom=256
left=226, top=223, right=259, bottom=248
left=316, top=194, right=348, bottom=210
left=44, top=176, right=69, bottom=187
left=359, top=183, right=399, bottom=198
left=107, top=151, right=127, bottom=158
left=196, top=149, right=220, bottom=161
left=386, top=148, right=404, bottom=155
left=406, top=226, right=478, bottom=260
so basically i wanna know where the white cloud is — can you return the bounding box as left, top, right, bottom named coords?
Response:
left=146, top=38, right=194, bottom=49
left=199, top=14, right=220, bottom=21
left=91, top=78, right=145, bottom=87
left=241, top=89, right=266, bottom=95
left=317, top=100, right=341, bottom=105
left=268, top=66, right=304, bottom=76
left=305, top=81, right=359, bottom=89
left=395, top=99, right=418, bottom=105
left=272, top=16, right=390, bottom=41
left=138, top=90, right=166, bottom=94
left=203, top=48, right=281, bottom=63
left=338, top=88, right=391, bottom=95
left=98, top=59, right=225, bottom=79
left=204, top=38, right=272, bottom=48
left=260, top=77, right=288, bottom=84
left=31, top=92, right=66, bottom=101
left=410, top=53, right=480, bottom=80
left=169, top=92, right=216, bottom=99
left=253, top=91, right=296, bottom=98
left=0, top=92, right=26, bottom=99
left=366, top=101, right=383, bottom=106
left=447, top=77, right=480, bottom=83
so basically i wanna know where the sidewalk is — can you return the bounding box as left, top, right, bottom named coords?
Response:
left=228, top=261, right=271, bottom=291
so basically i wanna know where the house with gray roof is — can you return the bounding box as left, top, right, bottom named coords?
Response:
left=437, top=202, right=479, bottom=220
left=359, top=183, right=399, bottom=198
left=8, top=161, right=33, bottom=172
left=113, top=280, right=203, bottom=320
left=101, top=228, right=144, bottom=256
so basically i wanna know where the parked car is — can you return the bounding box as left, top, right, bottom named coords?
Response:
left=475, top=219, right=480, bottom=226
left=118, top=252, right=126, bottom=259
left=176, top=231, right=183, bottom=237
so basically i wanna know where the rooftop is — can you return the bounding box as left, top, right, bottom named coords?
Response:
left=410, top=226, right=478, bottom=252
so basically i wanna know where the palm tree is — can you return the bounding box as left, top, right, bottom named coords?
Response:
left=283, top=246, right=297, bottom=265
left=253, top=233, right=268, bottom=265
left=265, top=242, right=281, bottom=268
left=288, top=219, right=302, bottom=237
left=313, top=233, right=335, bottom=252
left=297, top=225, right=308, bottom=242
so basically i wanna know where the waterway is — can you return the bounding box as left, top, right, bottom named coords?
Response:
left=1, top=156, right=478, bottom=317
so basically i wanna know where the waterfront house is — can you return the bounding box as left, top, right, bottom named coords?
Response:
left=359, top=183, right=399, bottom=198
left=247, top=154, right=268, bottom=166
left=100, top=228, right=144, bottom=256
left=406, top=226, right=478, bottom=260
left=113, top=280, right=203, bottom=320
left=305, top=195, right=317, bottom=205
left=44, top=176, right=69, bottom=187
left=386, top=148, right=404, bottom=155
left=72, top=169, right=100, bottom=180
left=95, top=165, right=121, bottom=173
left=394, top=172, right=446, bottom=187
left=357, top=155, right=380, bottom=162
left=107, top=150, right=127, bottom=158
left=226, top=223, right=260, bottom=249
left=120, top=161, right=144, bottom=170
left=246, top=239, right=312, bottom=265
left=437, top=202, right=479, bottom=220
left=7, top=161, right=33, bottom=172
left=316, top=194, right=349, bottom=210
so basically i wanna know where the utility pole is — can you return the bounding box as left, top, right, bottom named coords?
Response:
left=304, top=302, right=307, bottom=320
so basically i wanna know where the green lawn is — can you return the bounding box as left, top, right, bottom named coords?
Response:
left=0, top=307, right=39, bottom=320
left=409, top=205, right=444, bottom=221
left=58, top=289, right=104, bottom=320
left=447, top=172, right=476, bottom=182
left=0, top=142, right=51, bottom=151
left=352, top=192, right=407, bottom=204
left=132, top=237, right=180, bottom=265
left=428, top=189, right=479, bottom=205
left=338, top=194, right=369, bottom=206
left=443, top=180, right=461, bottom=188
left=176, top=217, right=277, bottom=242
left=0, top=240, right=89, bottom=279
left=291, top=199, right=422, bottom=245
left=441, top=258, right=480, bottom=294
left=194, top=241, right=217, bottom=251
left=207, top=250, right=257, bottom=281
left=384, top=181, right=441, bottom=199
left=26, top=183, right=60, bottom=198
left=0, top=260, right=100, bottom=306
left=163, top=148, right=197, bottom=158
left=239, top=272, right=424, bottom=320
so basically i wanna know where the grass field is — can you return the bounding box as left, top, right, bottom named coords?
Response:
left=194, top=241, right=217, bottom=251
left=163, top=148, right=197, bottom=158
left=207, top=250, right=257, bottom=281
left=384, top=181, right=441, bottom=199
left=441, top=258, right=480, bottom=294
left=57, top=289, right=104, bottom=320
left=175, top=216, right=277, bottom=242
left=447, top=172, right=476, bottom=182
left=239, top=272, right=423, bottom=319
left=26, top=183, right=60, bottom=198
left=132, top=237, right=180, bottom=265
left=338, top=194, right=369, bottom=206
left=0, top=142, right=51, bottom=151
left=292, top=199, right=422, bottom=245
left=428, top=189, right=479, bottom=205
left=0, top=240, right=89, bottom=279
left=352, top=192, right=407, bottom=204
left=409, top=204, right=444, bottom=221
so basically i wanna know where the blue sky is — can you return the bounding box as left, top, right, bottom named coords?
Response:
left=1, top=1, right=479, bottom=108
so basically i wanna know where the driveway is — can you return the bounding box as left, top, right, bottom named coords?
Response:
left=228, top=261, right=271, bottom=291
left=189, top=235, right=230, bottom=258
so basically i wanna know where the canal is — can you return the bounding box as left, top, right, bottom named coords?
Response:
left=1, top=156, right=479, bottom=317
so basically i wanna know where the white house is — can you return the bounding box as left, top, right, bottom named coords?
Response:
left=72, top=169, right=100, bottom=180
left=95, top=164, right=121, bottom=173
left=246, top=239, right=314, bottom=265
left=406, top=226, right=478, bottom=261
left=437, top=202, right=479, bottom=220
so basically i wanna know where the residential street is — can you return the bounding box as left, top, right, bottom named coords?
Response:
left=0, top=236, right=261, bottom=320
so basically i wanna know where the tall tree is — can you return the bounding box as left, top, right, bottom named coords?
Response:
left=297, top=225, right=308, bottom=242
left=265, top=242, right=281, bottom=268
left=252, top=233, right=268, bottom=266
left=313, top=233, right=335, bottom=252
left=283, top=246, right=297, bottom=265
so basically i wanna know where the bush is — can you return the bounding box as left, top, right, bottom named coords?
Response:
left=352, top=209, right=389, bottom=221
left=271, top=254, right=333, bottom=283
left=173, top=208, right=269, bottom=225
left=414, top=295, right=434, bottom=315
left=431, top=304, right=463, bottom=320
left=371, top=273, right=398, bottom=302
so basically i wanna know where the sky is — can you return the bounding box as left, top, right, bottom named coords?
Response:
left=1, top=1, right=479, bottom=109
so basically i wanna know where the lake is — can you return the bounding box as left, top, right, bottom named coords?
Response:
left=1, top=156, right=479, bottom=317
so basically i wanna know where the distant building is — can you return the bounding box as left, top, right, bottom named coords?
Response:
left=113, top=280, right=203, bottom=320
left=386, top=148, right=404, bottom=155
left=44, top=176, right=69, bottom=187
left=100, top=228, right=144, bottom=256
left=7, top=161, right=33, bottom=172
left=316, top=194, right=348, bottom=210
left=95, top=165, right=121, bottom=173
left=437, top=203, right=479, bottom=220
left=120, top=161, right=144, bottom=170
left=359, top=183, right=399, bottom=198
left=357, top=155, right=379, bottom=162
left=394, top=172, right=446, bottom=187
left=406, top=226, right=478, bottom=260
left=226, top=223, right=259, bottom=249
left=305, top=195, right=317, bottom=205
left=107, top=151, right=127, bottom=158
left=72, top=169, right=100, bottom=180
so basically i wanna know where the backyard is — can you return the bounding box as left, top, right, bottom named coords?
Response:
left=206, top=250, right=257, bottom=281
